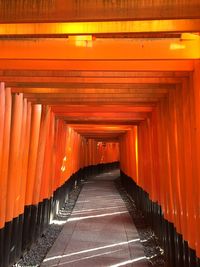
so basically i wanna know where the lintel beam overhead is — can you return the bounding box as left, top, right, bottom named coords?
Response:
left=0, top=70, right=190, bottom=78
left=0, top=38, right=199, bottom=60
left=0, top=60, right=194, bottom=71
left=0, top=19, right=200, bottom=37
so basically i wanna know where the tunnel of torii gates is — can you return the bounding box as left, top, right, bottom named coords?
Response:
left=0, top=1, right=200, bottom=267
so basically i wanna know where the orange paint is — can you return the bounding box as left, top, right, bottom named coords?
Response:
left=6, top=93, right=23, bottom=222
left=19, top=100, right=32, bottom=215
left=0, top=83, right=6, bottom=228
left=25, top=104, right=42, bottom=206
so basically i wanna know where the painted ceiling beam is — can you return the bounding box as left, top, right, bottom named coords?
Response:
left=0, top=59, right=194, bottom=71
left=0, top=19, right=200, bottom=36
left=0, top=38, right=199, bottom=59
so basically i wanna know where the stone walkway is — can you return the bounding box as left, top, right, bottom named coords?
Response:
left=41, top=170, right=148, bottom=267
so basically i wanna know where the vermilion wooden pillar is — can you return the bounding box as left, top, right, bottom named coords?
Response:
left=0, top=87, right=12, bottom=267
left=0, top=83, right=6, bottom=230
left=23, top=104, right=42, bottom=249
left=4, top=93, right=23, bottom=265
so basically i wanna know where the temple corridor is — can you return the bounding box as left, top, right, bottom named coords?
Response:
left=0, top=1, right=200, bottom=266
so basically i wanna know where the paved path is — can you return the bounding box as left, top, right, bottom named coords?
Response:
left=41, top=170, right=148, bottom=267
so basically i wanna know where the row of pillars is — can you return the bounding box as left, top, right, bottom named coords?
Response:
left=0, top=82, right=119, bottom=266
left=120, top=61, right=200, bottom=265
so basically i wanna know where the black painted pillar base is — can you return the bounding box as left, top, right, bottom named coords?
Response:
left=189, top=247, right=197, bottom=267
left=16, top=214, right=23, bottom=259
left=196, top=257, right=200, bottom=267
left=183, top=240, right=189, bottom=267
left=36, top=202, right=43, bottom=239
left=9, top=216, right=19, bottom=265
left=3, top=221, right=12, bottom=267
left=0, top=227, right=4, bottom=267
left=30, top=205, right=38, bottom=244
left=174, top=232, right=184, bottom=267
left=22, top=206, right=31, bottom=250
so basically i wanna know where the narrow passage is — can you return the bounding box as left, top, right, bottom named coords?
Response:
left=41, top=170, right=148, bottom=267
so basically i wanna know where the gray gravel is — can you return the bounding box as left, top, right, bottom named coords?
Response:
left=115, top=177, right=165, bottom=267
left=13, top=182, right=83, bottom=267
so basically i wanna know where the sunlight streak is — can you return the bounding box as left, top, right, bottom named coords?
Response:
left=59, top=249, right=122, bottom=265
left=76, top=200, right=90, bottom=203
left=50, top=219, right=67, bottom=225
left=68, top=211, right=128, bottom=222
left=110, top=256, right=147, bottom=267
left=72, top=205, right=126, bottom=214
left=43, top=239, right=140, bottom=262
